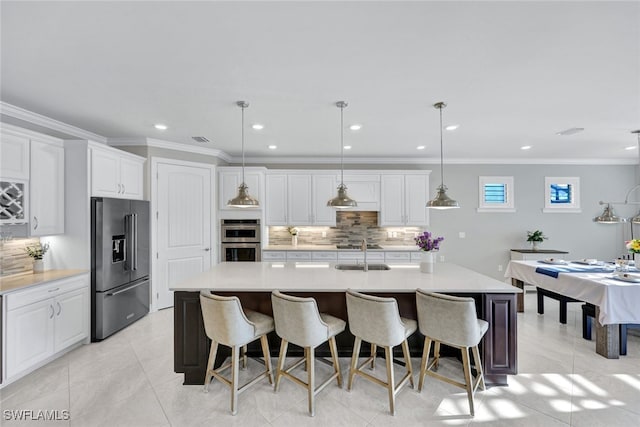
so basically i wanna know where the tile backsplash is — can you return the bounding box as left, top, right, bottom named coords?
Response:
left=0, top=237, right=40, bottom=276
left=268, top=211, right=423, bottom=247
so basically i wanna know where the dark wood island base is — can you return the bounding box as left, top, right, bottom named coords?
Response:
left=174, top=290, right=517, bottom=387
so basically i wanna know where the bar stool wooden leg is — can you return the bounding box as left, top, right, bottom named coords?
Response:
left=241, top=344, right=248, bottom=369
left=275, top=339, right=289, bottom=392
left=260, top=335, right=273, bottom=384
left=348, top=337, right=362, bottom=391
left=401, top=339, right=414, bottom=389
left=385, top=346, right=396, bottom=415
left=433, top=342, right=441, bottom=370
left=328, top=336, right=343, bottom=387
left=307, top=346, right=315, bottom=416
left=471, top=345, right=485, bottom=391
left=370, top=343, right=377, bottom=370
left=461, top=347, right=475, bottom=416
left=203, top=340, right=219, bottom=392
left=231, top=346, right=240, bottom=415
left=418, top=338, right=432, bottom=392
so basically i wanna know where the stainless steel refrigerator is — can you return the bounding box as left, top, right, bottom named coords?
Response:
left=91, top=197, right=150, bottom=341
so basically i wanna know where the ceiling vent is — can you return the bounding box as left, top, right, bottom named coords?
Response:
left=556, top=127, right=584, bottom=136
left=191, top=136, right=210, bottom=143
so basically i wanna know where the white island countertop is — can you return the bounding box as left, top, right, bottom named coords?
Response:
left=171, top=262, right=520, bottom=294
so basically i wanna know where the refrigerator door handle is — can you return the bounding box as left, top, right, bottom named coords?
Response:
left=125, top=214, right=132, bottom=271
left=132, top=213, right=138, bottom=271
left=106, top=280, right=147, bottom=297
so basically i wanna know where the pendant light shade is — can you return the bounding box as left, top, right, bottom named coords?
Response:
left=427, top=102, right=460, bottom=209
left=593, top=204, right=624, bottom=224
left=327, top=101, right=357, bottom=209
left=228, top=101, right=259, bottom=208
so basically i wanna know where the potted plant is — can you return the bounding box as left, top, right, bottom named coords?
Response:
left=288, top=227, right=299, bottom=246
left=25, top=242, right=50, bottom=273
left=526, top=230, right=547, bottom=251
left=414, top=231, right=444, bottom=273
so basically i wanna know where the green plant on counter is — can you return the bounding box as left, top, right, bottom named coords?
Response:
left=526, top=230, right=547, bottom=243
left=25, top=242, right=50, bottom=260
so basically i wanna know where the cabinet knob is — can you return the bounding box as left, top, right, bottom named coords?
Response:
left=204, top=248, right=210, bottom=252
left=56, top=302, right=62, bottom=315
left=33, top=216, right=39, bottom=230
left=49, top=304, right=55, bottom=319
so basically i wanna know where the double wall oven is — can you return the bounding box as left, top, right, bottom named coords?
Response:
left=221, top=219, right=261, bottom=262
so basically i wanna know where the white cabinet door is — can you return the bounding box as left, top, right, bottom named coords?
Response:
left=380, top=175, right=405, bottom=226
left=312, top=174, right=338, bottom=226
left=54, top=286, right=89, bottom=350
left=91, top=148, right=121, bottom=197
left=30, top=140, right=65, bottom=235
left=0, top=130, right=30, bottom=179
left=120, top=157, right=144, bottom=200
left=342, top=174, right=380, bottom=211
left=6, top=299, right=55, bottom=379
left=287, top=174, right=313, bottom=225
left=404, top=174, right=429, bottom=226
left=219, top=169, right=262, bottom=209
left=266, top=174, right=288, bottom=225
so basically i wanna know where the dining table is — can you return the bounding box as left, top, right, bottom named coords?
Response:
left=505, top=260, right=640, bottom=359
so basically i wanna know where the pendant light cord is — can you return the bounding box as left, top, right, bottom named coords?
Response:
left=439, top=105, right=444, bottom=188
left=241, top=103, right=246, bottom=184
left=340, top=103, right=344, bottom=185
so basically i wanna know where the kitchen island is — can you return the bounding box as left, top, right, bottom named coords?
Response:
left=171, top=262, right=520, bottom=386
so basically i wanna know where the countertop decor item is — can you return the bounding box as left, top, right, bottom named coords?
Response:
left=327, top=101, right=357, bottom=209
left=25, top=241, right=49, bottom=272
left=288, top=227, right=299, bottom=246
left=427, top=102, right=460, bottom=209
left=526, top=230, right=546, bottom=251
left=626, top=239, right=640, bottom=254
left=415, top=231, right=443, bottom=273
left=227, top=101, right=260, bottom=208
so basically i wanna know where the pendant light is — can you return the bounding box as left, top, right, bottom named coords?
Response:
left=427, top=102, right=460, bottom=209
left=227, top=101, right=259, bottom=208
left=327, top=101, right=357, bottom=209
left=593, top=203, right=625, bottom=224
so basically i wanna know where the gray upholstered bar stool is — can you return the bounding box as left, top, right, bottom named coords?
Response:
left=415, top=290, right=488, bottom=416
left=271, top=290, right=346, bottom=417
left=345, top=289, right=417, bottom=416
left=199, top=291, right=274, bottom=415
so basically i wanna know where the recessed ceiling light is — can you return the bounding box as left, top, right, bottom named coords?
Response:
left=154, top=124, right=168, bottom=130
left=521, top=145, right=532, bottom=150
left=625, top=146, right=636, bottom=150
left=268, top=145, right=277, bottom=150
left=252, top=124, right=264, bottom=130
left=343, top=145, right=352, bottom=150
left=416, top=146, right=426, bottom=150
left=349, top=124, right=362, bottom=131
left=445, top=125, right=459, bottom=131
left=556, top=127, right=584, bottom=136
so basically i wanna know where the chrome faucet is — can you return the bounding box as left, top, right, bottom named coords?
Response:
left=361, top=239, right=368, bottom=272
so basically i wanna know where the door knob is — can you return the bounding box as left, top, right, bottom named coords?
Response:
left=204, top=248, right=211, bottom=251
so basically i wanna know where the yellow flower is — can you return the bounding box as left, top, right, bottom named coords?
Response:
left=626, top=239, right=640, bottom=253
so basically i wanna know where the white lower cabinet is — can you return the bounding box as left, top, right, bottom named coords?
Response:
left=5, top=274, right=89, bottom=381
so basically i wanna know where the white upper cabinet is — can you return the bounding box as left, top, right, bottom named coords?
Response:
left=91, top=145, right=144, bottom=199
left=218, top=167, right=264, bottom=210
left=341, top=174, right=380, bottom=211
left=0, top=129, right=30, bottom=180
left=265, top=174, right=288, bottom=225
left=380, top=173, right=429, bottom=226
left=30, top=139, right=65, bottom=235
left=266, top=171, right=339, bottom=226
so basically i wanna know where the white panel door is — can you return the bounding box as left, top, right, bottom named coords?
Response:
left=6, top=299, right=55, bottom=378
left=287, top=174, right=312, bottom=225
left=54, top=287, right=89, bottom=350
left=156, top=162, right=212, bottom=309
left=405, top=174, right=429, bottom=226
left=380, top=175, right=405, bottom=226
left=312, top=174, right=337, bottom=226
left=265, top=174, right=288, bottom=225
left=30, top=140, right=65, bottom=235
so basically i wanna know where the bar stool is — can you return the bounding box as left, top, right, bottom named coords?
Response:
left=199, top=291, right=274, bottom=415
left=345, top=289, right=416, bottom=416
left=271, top=290, right=346, bottom=417
left=416, top=290, right=487, bottom=416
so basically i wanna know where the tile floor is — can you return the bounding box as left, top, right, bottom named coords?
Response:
left=1, top=292, right=639, bottom=426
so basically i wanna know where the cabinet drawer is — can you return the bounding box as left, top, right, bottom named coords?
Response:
left=411, top=253, right=426, bottom=262
left=7, top=275, right=88, bottom=311
left=311, top=251, right=338, bottom=261
left=262, top=251, right=286, bottom=261
left=385, top=252, right=411, bottom=262
left=286, top=251, right=312, bottom=260
left=338, top=252, right=384, bottom=261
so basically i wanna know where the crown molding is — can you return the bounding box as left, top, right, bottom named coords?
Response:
left=108, top=137, right=233, bottom=162
left=0, top=101, right=107, bottom=143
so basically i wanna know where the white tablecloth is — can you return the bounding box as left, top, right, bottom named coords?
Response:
left=505, top=260, right=640, bottom=325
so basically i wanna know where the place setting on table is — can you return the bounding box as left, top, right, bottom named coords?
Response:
left=532, top=257, right=638, bottom=282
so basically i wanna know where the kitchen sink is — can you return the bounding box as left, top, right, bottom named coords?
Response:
left=335, top=263, right=391, bottom=271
